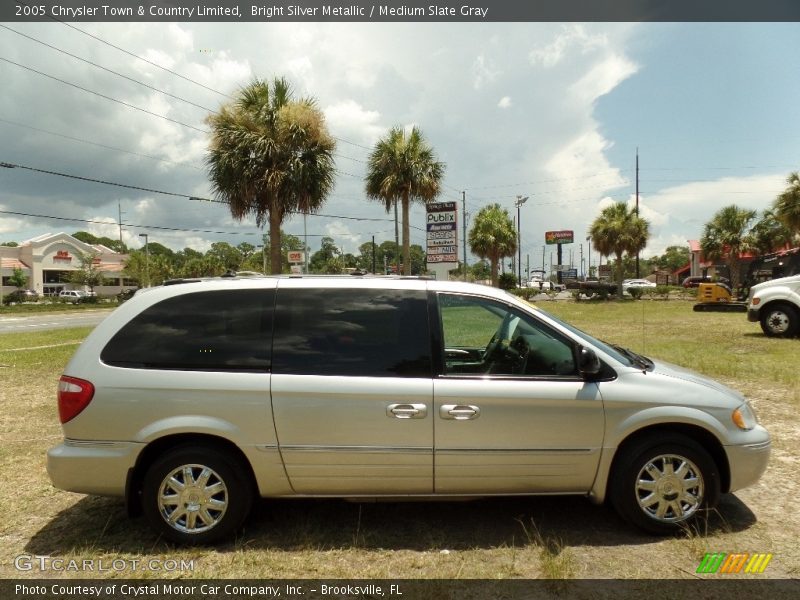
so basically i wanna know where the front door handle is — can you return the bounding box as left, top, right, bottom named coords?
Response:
left=440, top=404, right=481, bottom=420
left=387, top=403, right=428, bottom=419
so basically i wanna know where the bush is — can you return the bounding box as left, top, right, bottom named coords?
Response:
left=627, top=287, right=644, bottom=300
left=498, top=273, right=518, bottom=290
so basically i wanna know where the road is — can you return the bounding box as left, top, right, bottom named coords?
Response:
left=0, top=309, right=114, bottom=334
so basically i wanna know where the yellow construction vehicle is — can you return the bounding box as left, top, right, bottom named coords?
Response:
left=693, top=282, right=748, bottom=312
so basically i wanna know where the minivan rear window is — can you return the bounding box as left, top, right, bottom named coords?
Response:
left=101, top=289, right=273, bottom=371
left=272, top=288, right=431, bottom=377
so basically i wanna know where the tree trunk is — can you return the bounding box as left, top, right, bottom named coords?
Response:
left=269, top=208, right=283, bottom=275
left=490, top=255, right=499, bottom=287
left=402, top=191, right=411, bottom=275
left=616, top=251, right=624, bottom=298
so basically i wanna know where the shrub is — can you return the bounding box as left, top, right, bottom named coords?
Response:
left=627, top=287, right=644, bottom=300
left=498, top=273, right=518, bottom=290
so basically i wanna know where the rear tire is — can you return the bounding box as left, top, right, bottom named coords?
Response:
left=142, top=445, right=253, bottom=545
left=610, top=434, right=720, bottom=535
left=759, top=303, right=798, bottom=338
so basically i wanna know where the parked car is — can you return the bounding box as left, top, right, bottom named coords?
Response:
left=58, top=290, right=87, bottom=304
left=2, top=289, right=39, bottom=304
left=747, top=274, right=800, bottom=337
left=47, top=276, right=770, bottom=544
left=622, top=279, right=657, bottom=294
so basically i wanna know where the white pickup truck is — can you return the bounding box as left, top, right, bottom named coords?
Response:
left=747, top=274, right=800, bottom=337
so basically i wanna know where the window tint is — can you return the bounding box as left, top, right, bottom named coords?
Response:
left=439, top=294, right=577, bottom=377
left=101, top=289, right=273, bottom=371
left=272, top=288, right=431, bottom=377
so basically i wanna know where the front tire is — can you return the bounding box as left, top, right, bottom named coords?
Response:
left=610, top=434, right=720, bottom=535
left=142, top=445, right=253, bottom=545
left=759, top=303, right=798, bottom=338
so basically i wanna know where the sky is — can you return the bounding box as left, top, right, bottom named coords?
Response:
left=1, top=20, right=799, bottom=272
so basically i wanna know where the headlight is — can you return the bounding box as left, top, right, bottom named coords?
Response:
left=732, top=402, right=758, bottom=431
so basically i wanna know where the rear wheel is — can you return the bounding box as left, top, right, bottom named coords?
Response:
left=759, top=303, right=798, bottom=338
left=610, top=434, right=720, bottom=535
left=142, top=445, right=253, bottom=545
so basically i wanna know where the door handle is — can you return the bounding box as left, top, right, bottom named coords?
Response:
left=440, top=404, right=481, bottom=420
left=387, top=403, right=428, bottom=419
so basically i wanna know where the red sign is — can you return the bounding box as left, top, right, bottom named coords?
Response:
left=54, top=250, right=73, bottom=261
left=545, top=230, right=574, bottom=245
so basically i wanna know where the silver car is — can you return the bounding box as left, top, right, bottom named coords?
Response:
left=47, top=277, right=770, bottom=544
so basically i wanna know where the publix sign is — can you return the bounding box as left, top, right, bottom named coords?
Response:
left=426, top=201, right=458, bottom=264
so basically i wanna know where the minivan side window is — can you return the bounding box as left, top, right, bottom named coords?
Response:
left=272, top=288, right=431, bottom=377
left=101, top=289, right=274, bottom=371
left=439, top=294, right=577, bottom=377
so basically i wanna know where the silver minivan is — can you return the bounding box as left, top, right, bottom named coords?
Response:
left=47, top=276, right=770, bottom=544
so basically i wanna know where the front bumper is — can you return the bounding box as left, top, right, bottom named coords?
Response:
left=747, top=308, right=760, bottom=322
left=725, top=428, right=771, bottom=492
left=47, top=439, right=144, bottom=497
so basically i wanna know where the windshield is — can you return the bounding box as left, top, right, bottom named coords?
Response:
left=528, top=305, right=635, bottom=367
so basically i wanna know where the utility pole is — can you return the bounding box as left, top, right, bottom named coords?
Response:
left=635, top=147, right=640, bottom=278
left=515, top=195, right=528, bottom=287
left=462, top=191, right=467, bottom=282
left=372, top=236, right=376, bottom=274
left=118, top=202, right=124, bottom=249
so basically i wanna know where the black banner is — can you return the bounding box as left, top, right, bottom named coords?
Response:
left=4, top=0, right=800, bottom=22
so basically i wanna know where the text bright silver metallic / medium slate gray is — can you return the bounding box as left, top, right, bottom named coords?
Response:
left=47, top=276, right=770, bottom=543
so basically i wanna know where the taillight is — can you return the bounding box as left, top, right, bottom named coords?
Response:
left=57, top=376, right=95, bottom=423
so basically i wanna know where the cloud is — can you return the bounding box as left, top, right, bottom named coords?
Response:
left=529, top=25, right=608, bottom=68
left=497, top=96, right=512, bottom=109
left=472, top=54, right=499, bottom=90
left=324, top=99, right=384, bottom=145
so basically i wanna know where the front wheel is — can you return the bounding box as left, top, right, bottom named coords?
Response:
left=759, top=303, right=798, bottom=338
left=610, top=435, right=720, bottom=535
left=142, top=445, right=253, bottom=545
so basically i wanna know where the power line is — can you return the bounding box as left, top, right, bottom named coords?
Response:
left=0, top=208, right=398, bottom=240
left=0, top=160, right=426, bottom=230
left=54, top=20, right=231, bottom=99
left=0, top=25, right=215, bottom=113
left=0, top=56, right=207, bottom=133
left=0, top=117, right=203, bottom=171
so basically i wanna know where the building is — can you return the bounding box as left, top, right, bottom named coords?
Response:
left=0, top=232, right=133, bottom=298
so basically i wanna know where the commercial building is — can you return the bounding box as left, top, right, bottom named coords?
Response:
left=0, top=232, right=132, bottom=297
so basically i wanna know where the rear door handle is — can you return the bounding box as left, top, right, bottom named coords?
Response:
left=387, top=403, right=428, bottom=419
left=440, top=404, right=481, bottom=420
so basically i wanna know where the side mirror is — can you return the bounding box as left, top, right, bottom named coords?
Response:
left=578, top=346, right=601, bottom=377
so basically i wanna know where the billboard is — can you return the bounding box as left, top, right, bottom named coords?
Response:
left=545, top=230, right=574, bottom=245
left=426, top=201, right=458, bottom=263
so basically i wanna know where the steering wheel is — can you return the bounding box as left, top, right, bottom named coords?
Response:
left=482, top=313, right=514, bottom=369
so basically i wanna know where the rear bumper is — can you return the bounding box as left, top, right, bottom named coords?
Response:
left=47, top=439, right=144, bottom=497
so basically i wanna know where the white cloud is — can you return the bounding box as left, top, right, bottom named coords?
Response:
left=569, top=53, right=639, bottom=104
left=497, top=96, right=512, bottom=109
left=529, top=25, right=608, bottom=68
left=472, top=54, right=499, bottom=90
left=324, top=100, right=384, bottom=145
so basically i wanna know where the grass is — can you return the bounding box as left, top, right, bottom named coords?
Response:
left=0, top=299, right=798, bottom=580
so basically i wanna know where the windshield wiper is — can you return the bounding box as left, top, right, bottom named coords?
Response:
left=610, top=344, right=653, bottom=371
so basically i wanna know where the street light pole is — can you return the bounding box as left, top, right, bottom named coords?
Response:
left=586, top=236, right=592, bottom=279
left=138, top=233, right=149, bottom=287
left=515, top=195, right=528, bottom=287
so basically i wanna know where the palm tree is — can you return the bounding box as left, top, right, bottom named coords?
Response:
left=700, top=204, right=757, bottom=290
left=468, top=203, right=517, bottom=287
left=589, top=203, right=649, bottom=297
left=750, top=209, right=792, bottom=255
left=365, top=126, right=444, bottom=275
left=206, top=77, right=335, bottom=274
left=774, top=171, right=800, bottom=237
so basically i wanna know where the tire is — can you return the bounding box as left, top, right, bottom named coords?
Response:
left=142, top=445, right=253, bottom=545
left=759, top=303, right=799, bottom=338
left=610, top=434, right=720, bottom=535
